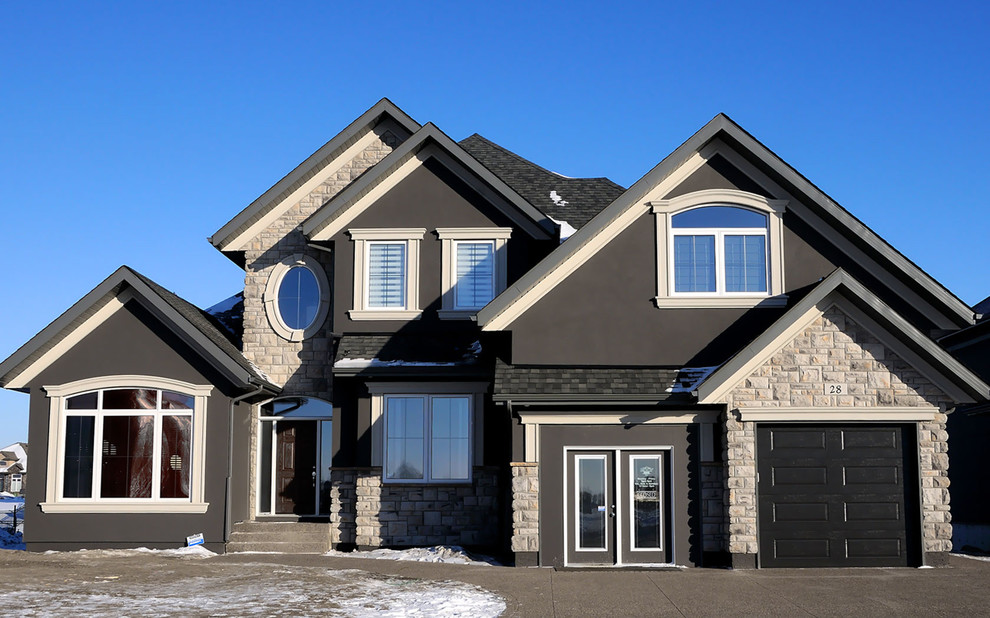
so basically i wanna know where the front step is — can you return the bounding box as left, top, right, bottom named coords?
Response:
left=226, top=521, right=330, bottom=554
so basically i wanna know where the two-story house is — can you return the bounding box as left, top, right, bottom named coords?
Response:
left=1, top=99, right=986, bottom=568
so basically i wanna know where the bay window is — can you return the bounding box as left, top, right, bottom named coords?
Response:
left=42, top=377, right=211, bottom=513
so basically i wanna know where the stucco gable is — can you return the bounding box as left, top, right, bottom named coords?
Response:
left=725, top=306, right=952, bottom=411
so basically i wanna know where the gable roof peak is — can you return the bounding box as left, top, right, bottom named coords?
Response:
left=209, top=98, right=421, bottom=256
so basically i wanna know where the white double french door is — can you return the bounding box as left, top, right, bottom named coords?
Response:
left=565, top=448, right=670, bottom=566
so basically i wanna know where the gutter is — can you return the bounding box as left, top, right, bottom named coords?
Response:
left=224, top=381, right=273, bottom=545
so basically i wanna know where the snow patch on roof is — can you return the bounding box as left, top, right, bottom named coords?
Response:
left=549, top=216, right=577, bottom=243
left=206, top=293, right=242, bottom=315
left=334, top=359, right=459, bottom=369
left=666, top=366, right=720, bottom=393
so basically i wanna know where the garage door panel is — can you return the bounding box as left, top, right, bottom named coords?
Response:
left=840, top=428, right=899, bottom=450
left=770, top=429, right=827, bottom=450
left=771, top=466, right=828, bottom=486
left=843, top=465, right=899, bottom=486
left=773, top=502, right=830, bottom=523
left=757, top=424, right=919, bottom=568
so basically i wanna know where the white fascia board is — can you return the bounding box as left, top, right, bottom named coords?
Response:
left=211, top=98, right=421, bottom=251
left=696, top=269, right=989, bottom=405
left=304, top=124, right=554, bottom=241
left=478, top=125, right=721, bottom=331
left=714, top=116, right=974, bottom=327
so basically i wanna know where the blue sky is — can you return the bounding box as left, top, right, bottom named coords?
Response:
left=1, top=1, right=988, bottom=447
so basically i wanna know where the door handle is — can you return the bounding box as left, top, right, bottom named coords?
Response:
left=610, top=505, right=616, bottom=518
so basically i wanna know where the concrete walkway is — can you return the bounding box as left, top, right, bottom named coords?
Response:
left=2, top=548, right=988, bottom=616
left=224, top=552, right=990, bottom=617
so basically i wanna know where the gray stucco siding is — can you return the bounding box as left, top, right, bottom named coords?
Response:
left=330, top=159, right=553, bottom=334
left=23, top=302, right=243, bottom=552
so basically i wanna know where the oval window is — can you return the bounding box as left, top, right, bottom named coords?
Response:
left=277, top=266, right=320, bottom=330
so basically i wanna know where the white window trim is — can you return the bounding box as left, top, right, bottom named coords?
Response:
left=437, top=228, right=511, bottom=319
left=40, top=375, right=212, bottom=514
left=368, top=382, right=487, bottom=484
left=348, top=228, right=425, bottom=320
left=263, top=253, right=331, bottom=341
left=650, top=189, right=788, bottom=308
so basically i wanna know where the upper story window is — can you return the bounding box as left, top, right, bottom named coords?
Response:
left=651, top=189, right=788, bottom=308
left=348, top=229, right=425, bottom=321
left=41, top=376, right=212, bottom=513
left=264, top=254, right=331, bottom=341
left=437, top=228, right=511, bottom=319
left=671, top=206, right=768, bottom=294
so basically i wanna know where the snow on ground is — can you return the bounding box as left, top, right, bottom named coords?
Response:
left=953, top=552, right=990, bottom=562
left=326, top=545, right=498, bottom=566
left=0, top=560, right=505, bottom=617
left=50, top=546, right=217, bottom=559
left=0, top=528, right=24, bottom=550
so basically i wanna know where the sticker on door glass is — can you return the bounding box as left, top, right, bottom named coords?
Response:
left=634, top=465, right=659, bottom=502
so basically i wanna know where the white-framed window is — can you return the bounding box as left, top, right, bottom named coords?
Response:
left=40, top=376, right=212, bottom=513
left=10, top=474, right=22, bottom=494
left=263, top=253, right=331, bottom=341
left=651, top=189, right=788, bottom=308
left=348, top=228, right=425, bottom=320
left=437, top=228, right=511, bottom=318
left=670, top=206, right=768, bottom=295
left=367, top=382, right=487, bottom=484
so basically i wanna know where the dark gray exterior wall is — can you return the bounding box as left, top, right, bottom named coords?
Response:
left=23, top=302, right=244, bottom=552
left=330, top=158, right=554, bottom=334
left=538, top=422, right=700, bottom=568
left=508, top=156, right=943, bottom=366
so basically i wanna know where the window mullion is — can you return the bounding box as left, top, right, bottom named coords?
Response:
left=92, top=409, right=104, bottom=500
left=715, top=230, right=725, bottom=295
left=152, top=410, right=162, bottom=500
left=424, top=396, right=432, bottom=482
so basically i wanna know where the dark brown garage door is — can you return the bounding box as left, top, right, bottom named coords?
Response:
left=757, top=424, right=920, bottom=568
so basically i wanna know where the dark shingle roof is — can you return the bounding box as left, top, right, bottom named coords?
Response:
left=459, top=134, right=625, bottom=230
left=334, top=333, right=486, bottom=374
left=974, top=296, right=990, bottom=322
left=494, top=360, right=687, bottom=400
left=128, top=269, right=273, bottom=386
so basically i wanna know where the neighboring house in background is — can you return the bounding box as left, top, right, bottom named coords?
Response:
left=939, top=295, right=990, bottom=553
left=0, top=99, right=986, bottom=568
left=0, top=443, right=27, bottom=495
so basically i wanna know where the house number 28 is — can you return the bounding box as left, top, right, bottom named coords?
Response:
left=825, top=383, right=846, bottom=395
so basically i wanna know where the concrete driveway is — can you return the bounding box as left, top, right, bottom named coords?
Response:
left=1, top=548, right=987, bottom=616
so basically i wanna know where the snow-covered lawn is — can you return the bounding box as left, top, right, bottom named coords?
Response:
left=325, top=545, right=499, bottom=565
left=0, top=547, right=506, bottom=617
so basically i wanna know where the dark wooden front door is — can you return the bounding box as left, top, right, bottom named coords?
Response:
left=275, top=421, right=317, bottom=515
left=757, top=424, right=920, bottom=567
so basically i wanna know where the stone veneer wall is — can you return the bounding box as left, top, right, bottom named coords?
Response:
left=510, top=462, right=539, bottom=553
left=330, top=467, right=500, bottom=548
left=241, top=131, right=401, bottom=516
left=700, top=463, right=724, bottom=553
left=722, top=306, right=954, bottom=557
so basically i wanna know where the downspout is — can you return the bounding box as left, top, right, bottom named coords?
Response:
left=224, top=381, right=268, bottom=545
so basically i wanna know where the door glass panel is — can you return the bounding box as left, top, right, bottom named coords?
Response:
left=577, top=456, right=607, bottom=550
left=259, top=420, right=273, bottom=513
left=319, top=420, right=333, bottom=515
left=631, top=455, right=663, bottom=550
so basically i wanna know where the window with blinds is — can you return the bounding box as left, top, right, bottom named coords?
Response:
left=367, top=241, right=407, bottom=308
left=453, top=241, right=495, bottom=309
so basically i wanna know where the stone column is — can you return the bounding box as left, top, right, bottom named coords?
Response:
left=510, top=462, right=539, bottom=566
